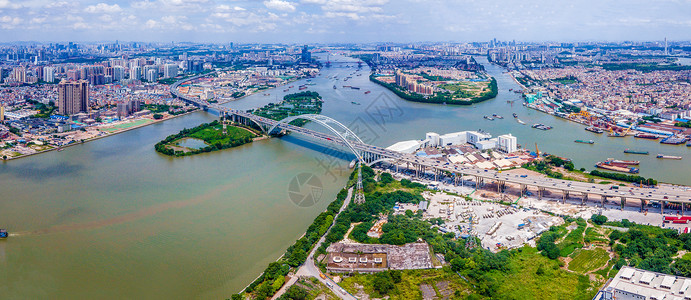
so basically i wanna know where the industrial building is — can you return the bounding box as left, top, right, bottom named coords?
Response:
left=325, top=241, right=433, bottom=273
left=594, top=266, right=691, bottom=300
left=386, top=130, right=515, bottom=154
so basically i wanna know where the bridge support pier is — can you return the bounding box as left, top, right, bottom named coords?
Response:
left=562, top=191, right=569, bottom=204
left=581, top=193, right=588, bottom=206
left=641, top=199, right=645, bottom=213
left=601, top=195, right=607, bottom=208
left=620, top=197, right=626, bottom=211
left=537, top=187, right=545, bottom=200
left=662, top=201, right=665, bottom=215
left=520, top=184, right=527, bottom=198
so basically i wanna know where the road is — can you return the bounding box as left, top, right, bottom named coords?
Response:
left=272, top=187, right=357, bottom=300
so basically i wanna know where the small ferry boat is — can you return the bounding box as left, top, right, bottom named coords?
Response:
left=0, top=229, right=7, bottom=239
left=283, top=89, right=289, bottom=92
left=333, top=85, right=337, bottom=89
left=512, top=113, right=518, bottom=118
left=484, top=115, right=495, bottom=121
left=532, top=123, right=552, bottom=130
left=574, top=139, right=594, bottom=144
left=516, top=119, right=526, bottom=125
left=351, top=101, right=361, bottom=105
left=657, top=154, right=682, bottom=160
left=624, top=149, right=649, bottom=155
left=492, top=114, right=504, bottom=119
left=364, top=91, right=371, bottom=94
left=585, top=126, right=604, bottom=134
left=349, top=160, right=357, bottom=169
left=350, top=86, right=360, bottom=90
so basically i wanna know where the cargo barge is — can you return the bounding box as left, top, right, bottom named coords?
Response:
left=657, top=154, right=683, bottom=160
left=624, top=149, right=649, bottom=155
left=595, top=162, right=639, bottom=173
left=574, top=139, right=594, bottom=144
left=585, top=126, right=604, bottom=134
left=660, top=136, right=687, bottom=145
left=635, top=133, right=659, bottom=140
left=605, top=159, right=640, bottom=166
left=532, top=123, right=552, bottom=130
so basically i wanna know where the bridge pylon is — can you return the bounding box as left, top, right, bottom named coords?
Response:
left=354, top=161, right=366, bottom=204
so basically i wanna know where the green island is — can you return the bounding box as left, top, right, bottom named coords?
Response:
left=370, top=74, right=498, bottom=105
left=154, top=120, right=257, bottom=156
left=249, top=91, right=323, bottom=125
left=154, top=91, right=323, bottom=157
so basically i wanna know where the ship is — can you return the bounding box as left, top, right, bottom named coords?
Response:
left=333, top=85, right=337, bottom=89
left=574, top=139, right=594, bottom=144
left=351, top=101, right=361, bottom=105
left=0, top=229, right=7, bottom=239
left=624, top=149, right=649, bottom=155
left=517, top=119, right=526, bottom=125
left=484, top=115, right=495, bottom=121
left=513, top=113, right=518, bottom=118
left=688, top=142, right=691, bottom=147
left=605, top=159, right=640, bottom=166
left=608, top=132, right=627, bottom=137
left=595, top=162, right=639, bottom=174
left=364, top=91, right=371, bottom=94
left=349, top=159, right=357, bottom=169
left=657, top=154, right=683, bottom=160
left=532, top=123, right=552, bottom=130
left=492, top=114, right=504, bottom=119
left=634, top=133, right=659, bottom=140
left=585, top=126, right=604, bottom=134
left=660, top=136, right=687, bottom=145
left=283, top=89, right=289, bottom=92
left=350, top=86, right=360, bottom=90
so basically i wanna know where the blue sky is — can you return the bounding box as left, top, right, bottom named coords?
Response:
left=1, top=0, right=690, bottom=43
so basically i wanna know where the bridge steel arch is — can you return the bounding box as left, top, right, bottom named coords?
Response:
left=268, top=114, right=366, bottom=162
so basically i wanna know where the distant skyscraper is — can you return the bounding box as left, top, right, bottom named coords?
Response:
left=129, top=66, right=141, bottom=80
left=43, top=66, right=55, bottom=83
left=113, top=66, right=124, bottom=81
left=665, top=37, right=668, bottom=55
left=146, top=69, right=157, bottom=82
left=12, top=66, right=26, bottom=83
left=57, top=80, right=89, bottom=115
left=163, top=64, right=178, bottom=78
left=301, top=45, right=311, bottom=63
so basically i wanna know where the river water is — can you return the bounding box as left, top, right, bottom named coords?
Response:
left=0, top=54, right=689, bottom=299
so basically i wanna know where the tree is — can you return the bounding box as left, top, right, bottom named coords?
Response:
left=372, top=271, right=395, bottom=295
left=591, top=214, right=608, bottom=225
left=283, top=285, right=308, bottom=300
left=153, top=113, right=163, bottom=120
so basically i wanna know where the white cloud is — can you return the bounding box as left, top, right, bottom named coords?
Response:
left=0, top=0, right=20, bottom=9
left=145, top=19, right=158, bottom=28
left=84, top=3, right=122, bottom=14
left=264, top=0, right=296, bottom=12
left=217, top=4, right=245, bottom=11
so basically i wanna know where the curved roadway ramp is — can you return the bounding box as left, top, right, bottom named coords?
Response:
left=272, top=187, right=357, bottom=300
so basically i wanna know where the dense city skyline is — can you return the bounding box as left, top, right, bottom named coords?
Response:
left=1, top=0, right=691, bottom=43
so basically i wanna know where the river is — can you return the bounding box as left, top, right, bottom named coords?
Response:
left=0, top=53, right=689, bottom=299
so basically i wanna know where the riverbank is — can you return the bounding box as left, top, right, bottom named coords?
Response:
left=369, top=74, right=498, bottom=105
left=1, top=109, right=199, bottom=162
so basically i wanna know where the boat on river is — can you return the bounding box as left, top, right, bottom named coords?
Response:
left=0, top=229, right=7, bottom=239
left=624, top=149, right=649, bottom=155
left=574, top=139, right=594, bottom=144
left=492, top=114, right=504, bottom=119
left=596, top=162, right=639, bottom=173
left=513, top=113, right=518, bottom=118
left=484, top=115, right=494, bottom=121
left=585, top=126, right=604, bottom=134
left=635, top=133, right=659, bottom=140
left=516, top=119, right=526, bottom=125
left=532, top=123, right=552, bottom=130
left=657, top=154, right=683, bottom=160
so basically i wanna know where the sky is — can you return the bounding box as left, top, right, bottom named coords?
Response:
left=0, top=0, right=690, bottom=43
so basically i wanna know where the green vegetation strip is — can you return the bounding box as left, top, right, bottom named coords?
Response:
left=568, top=248, right=610, bottom=273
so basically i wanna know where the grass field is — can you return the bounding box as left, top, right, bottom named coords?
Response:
left=100, top=119, right=153, bottom=132
left=340, top=268, right=470, bottom=299
left=188, top=125, right=255, bottom=145
left=568, top=248, right=611, bottom=273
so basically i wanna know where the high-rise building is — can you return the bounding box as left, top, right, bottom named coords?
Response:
left=43, top=66, right=55, bottom=83
left=146, top=69, right=157, bottom=82
left=12, top=66, right=26, bottom=83
left=497, top=134, right=518, bottom=153
left=163, top=64, right=178, bottom=78
left=0, top=106, right=4, bottom=123
left=129, top=66, right=141, bottom=80
left=57, top=80, right=89, bottom=115
left=113, top=66, right=124, bottom=81
left=301, top=45, right=311, bottom=63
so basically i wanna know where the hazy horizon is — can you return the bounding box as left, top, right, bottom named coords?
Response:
left=0, top=0, right=690, bottom=43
